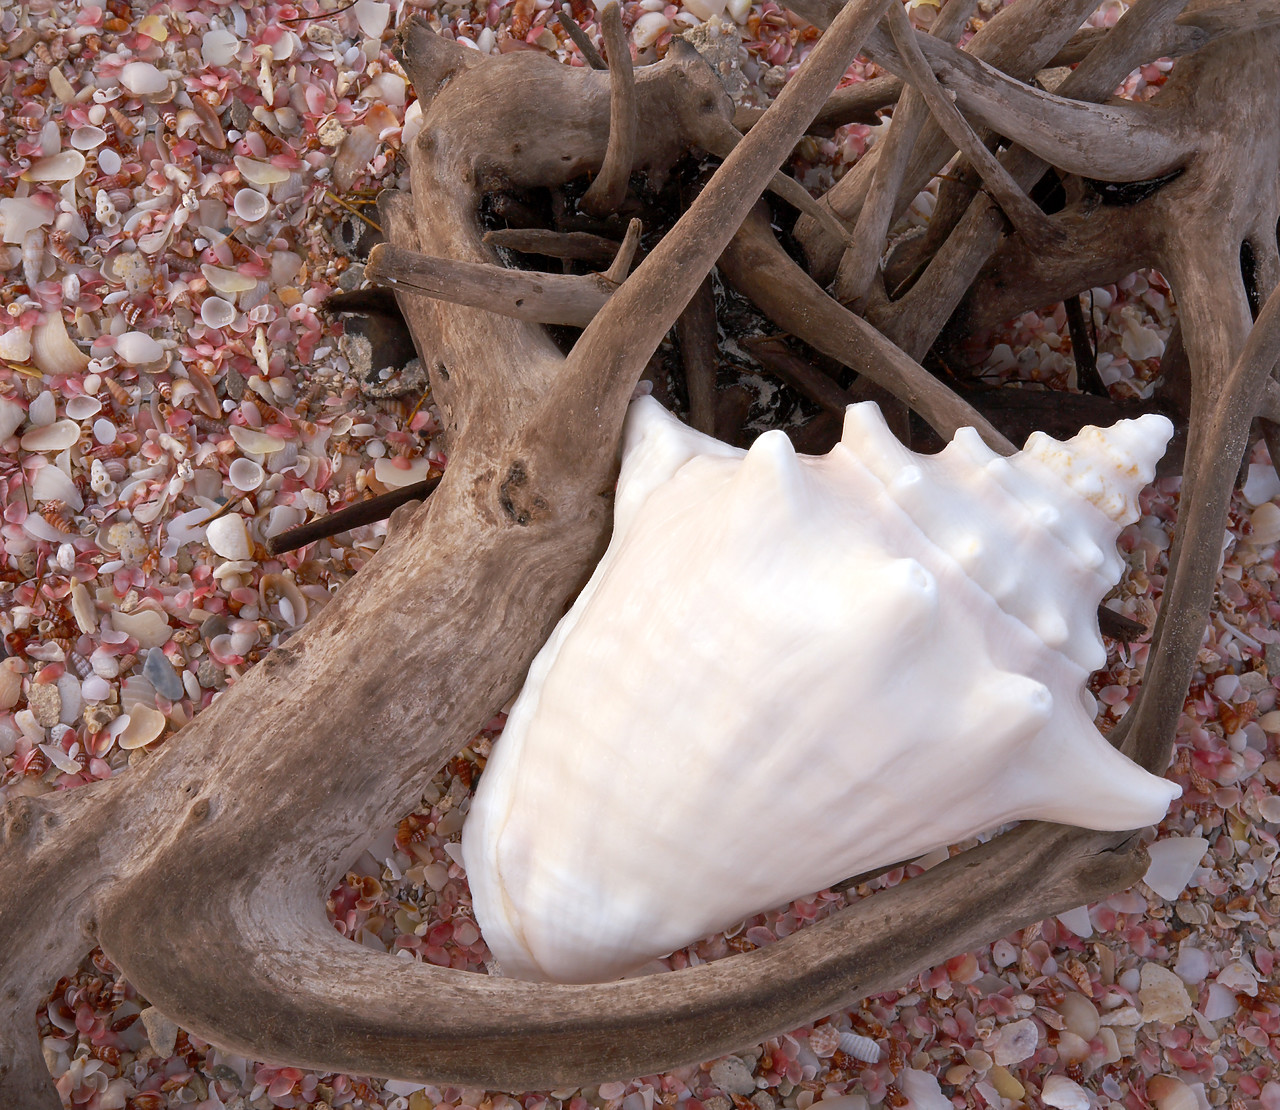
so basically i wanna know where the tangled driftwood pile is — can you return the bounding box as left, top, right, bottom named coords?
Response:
left=4, top=0, right=1280, bottom=1103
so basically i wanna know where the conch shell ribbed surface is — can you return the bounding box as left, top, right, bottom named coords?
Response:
left=461, top=397, right=1181, bottom=984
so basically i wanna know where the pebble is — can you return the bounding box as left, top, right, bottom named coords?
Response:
left=897, top=1070, right=951, bottom=1110
left=202, top=26, right=240, bottom=65
left=1041, top=1075, right=1090, bottom=1110
left=709, top=1056, right=756, bottom=1096
left=120, top=61, right=169, bottom=95
left=1172, top=942, right=1213, bottom=984
left=1147, top=1076, right=1198, bottom=1110
left=1249, top=501, right=1280, bottom=545
left=0, top=658, right=23, bottom=710
left=115, top=331, right=165, bottom=365
left=1057, top=992, right=1099, bottom=1040
left=988, top=1065, right=1024, bottom=1100
left=143, top=648, right=186, bottom=702
left=111, top=608, right=172, bottom=650
left=56, top=673, right=82, bottom=725
left=26, top=682, right=62, bottom=728
left=139, top=1007, right=179, bottom=1058
left=0, top=396, right=24, bottom=441
left=19, top=419, right=80, bottom=452
left=196, top=658, right=227, bottom=690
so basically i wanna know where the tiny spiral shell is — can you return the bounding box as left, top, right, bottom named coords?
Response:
left=48, top=230, right=80, bottom=268
left=108, top=106, right=138, bottom=138
left=41, top=501, right=76, bottom=533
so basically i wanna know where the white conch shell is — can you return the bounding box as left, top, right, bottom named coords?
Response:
left=462, top=397, right=1181, bottom=984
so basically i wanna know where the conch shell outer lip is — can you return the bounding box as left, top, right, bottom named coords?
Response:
left=462, top=398, right=1180, bottom=984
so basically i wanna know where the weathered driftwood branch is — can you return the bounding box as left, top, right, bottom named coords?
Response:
left=484, top=227, right=623, bottom=265
left=366, top=243, right=617, bottom=325
left=676, top=277, right=722, bottom=434
left=719, top=204, right=1014, bottom=452
left=581, top=1, right=638, bottom=216
left=873, top=0, right=1191, bottom=354
left=883, top=0, right=1065, bottom=252
left=833, top=0, right=974, bottom=307
left=795, top=0, right=1113, bottom=283
left=860, top=22, right=1189, bottom=182
left=558, top=4, right=608, bottom=69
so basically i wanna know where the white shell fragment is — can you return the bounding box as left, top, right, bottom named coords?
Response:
left=200, top=296, right=237, bottom=329
left=120, top=61, right=169, bottom=95
left=22, top=150, right=86, bottom=182
left=462, top=397, right=1182, bottom=983
left=233, top=187, right=270, bottom=222
left=115, top=331, right=164, bottom=365
left=207, top=513, right=253, bottom=560
left=20, top=419, right=80, bottom=452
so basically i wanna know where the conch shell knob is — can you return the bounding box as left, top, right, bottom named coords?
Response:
left=462, top=398, right=1181, bottom=984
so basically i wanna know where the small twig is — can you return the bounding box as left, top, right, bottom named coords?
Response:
left=602, top=219, right=643, bottom=285
left=326, top=191, right=383, bottom=233
left=265, top=478, right=440, bottom=555
left=1064, top=293, right=1107, bottom=396
left=556, top=5, right=607, bottom=69
left=580, top=1, right=637, bottom=217
left=201, top=497, right=250, bottom=527
left=283, top=0, right=359, bottom=22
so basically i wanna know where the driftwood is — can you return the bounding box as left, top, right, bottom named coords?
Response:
left=6, top=0, right=1280, bottom=1103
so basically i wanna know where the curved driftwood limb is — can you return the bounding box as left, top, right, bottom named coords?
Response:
left=796, top=0, right=1109, bottom=282
left=695, top=116, right=852, bottom=245
left=882, top=1, right=1066, bottom=252
left=366, top=243, right=617, bottom=325
left=602, top=217, right=643, bottom=283
left=833, top=0, right=974, bottom=306
left=88, top=807, right=1142, bottom=1090
left=950, top=196, right=1162, bottom=336
left=484, top=227, right=623, bottom=265
left=581, top=2, right=638, bottom=216
left=720, top=204, right=1014, bottom=452
left=733, top=74, right=902, bottom=134
left=558, top=3, right=608, bottom=69
left=1117, top=279, right=1280, bottom=772
left=860, top=23, right=1188, bottom=183
left=875, top=0, right=1191, bottom=355
left=55, top=0, right=925, bottom=1094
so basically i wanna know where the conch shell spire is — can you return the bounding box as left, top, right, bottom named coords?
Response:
left=462, top=398, right=1180, bottom=984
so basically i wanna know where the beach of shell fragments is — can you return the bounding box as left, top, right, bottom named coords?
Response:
left=1, top=0, right=1278, bottom=1107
